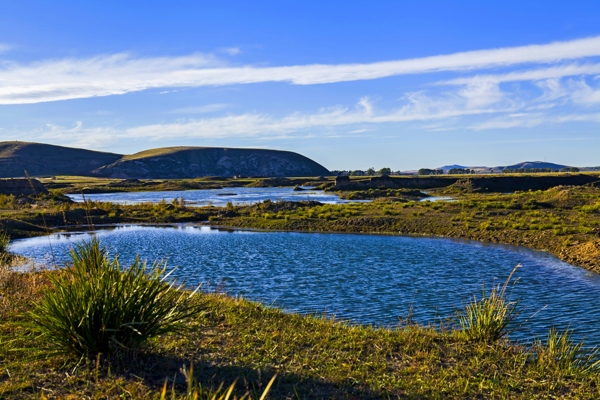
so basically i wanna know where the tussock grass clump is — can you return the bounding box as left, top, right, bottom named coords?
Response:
left=536, top=328, right=600, bottom=374
left=29, top=238, right=202, bottom=358
left=0, top=230, right=10, bottom=255
left=457, top=266, right=520, bottom=343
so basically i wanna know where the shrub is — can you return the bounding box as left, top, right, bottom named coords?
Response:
left=457, top=265, right=520, bottom=343
left=29, top=238, right=202, bottom=358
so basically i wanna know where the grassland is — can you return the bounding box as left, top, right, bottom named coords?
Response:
left=3, top=262, right=600, bottom=399
left=2, top=177, right=600, bottom=397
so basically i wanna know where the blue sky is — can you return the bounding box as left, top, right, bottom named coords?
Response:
left=1, top=1, right=600, bottom=171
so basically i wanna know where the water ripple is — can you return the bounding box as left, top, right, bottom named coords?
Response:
left=10, top=225, right=600, bottom=345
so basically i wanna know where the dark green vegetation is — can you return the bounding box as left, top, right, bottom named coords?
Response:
left=0, top=142, right=331, bottom=179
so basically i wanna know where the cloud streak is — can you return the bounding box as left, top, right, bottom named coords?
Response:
left=2, top=36, right=600, bottom=104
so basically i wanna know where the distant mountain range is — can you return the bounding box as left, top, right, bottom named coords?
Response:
left=0, top=142, right=331, bottom=178
left=435, top=161, right=586, bottom=173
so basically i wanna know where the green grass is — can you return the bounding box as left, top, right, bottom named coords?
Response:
left=1, top=252, right=600, bottom=397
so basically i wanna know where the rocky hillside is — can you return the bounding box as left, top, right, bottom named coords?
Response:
left=0, top=142, right=122, bottom=178
left=93, top=147, right=331, bottom=178
left=0, top=142, right=331, bottom=178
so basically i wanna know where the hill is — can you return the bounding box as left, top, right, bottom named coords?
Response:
left=502, top=161, right=570, bottom=170
left=0, top=142, right=331, bottom=178
left=93, top=147, right=331, bottom=178
left=0, top=142, right=122, bottom=178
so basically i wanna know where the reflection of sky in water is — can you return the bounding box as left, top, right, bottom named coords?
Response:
left=11, top=225, right=600, bottom=346
left=67, top=187, right=370, bottom=206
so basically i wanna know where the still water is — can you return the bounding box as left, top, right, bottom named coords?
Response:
left=10, top=225, right=600, bottom=345
left=67, top=187, right=365, bottom=206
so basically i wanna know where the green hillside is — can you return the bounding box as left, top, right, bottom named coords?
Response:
left=93, top=146, right=331, bottom=178
left=0, top=142, right=331, bottom=179
left=0, top=142, right=122, bottom=178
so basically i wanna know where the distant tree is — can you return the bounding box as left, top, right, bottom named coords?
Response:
left=418, top=168, right=441, bottom=175
left=448, top=168, right=474, bottom=175
left=331, top=170, right=350, bottom=176
left=561, top=167, right=580, bottom=172
left=350, top=170, right=365, bottom=176
left=366, top=167, right=376, bottom=176
left=378, top=167, right=392, bottom=176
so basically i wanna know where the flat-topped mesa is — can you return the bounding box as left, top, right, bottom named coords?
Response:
left=0, top=178, right=48, bottom=195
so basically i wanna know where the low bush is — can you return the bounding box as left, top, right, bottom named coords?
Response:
left=29, top=238, right=202, bottom=358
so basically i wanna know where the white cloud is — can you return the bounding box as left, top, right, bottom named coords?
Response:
left=0, top=43, right=11, bottom=53
left=469, top=112, right=600, bottom=130
left=220, top=47, right=241, bottom=56
left=114, top=95, right=517, bottom=141
left=567, top=79, right=600, bottom=105
left=440, top=63, right=600, bottom=86
left=169, top=103, right=232, bottom=114
left=3, top=36, right=600, bottom=104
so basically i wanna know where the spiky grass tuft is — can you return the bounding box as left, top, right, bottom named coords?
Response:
left=535, top=328, right=600, bottom=374
left=457, top=265, right=520, bottom=343
left=29, top=237, right=202, bottom=358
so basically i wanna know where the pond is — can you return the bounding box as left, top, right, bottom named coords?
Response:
left=67, top=187, right=368, bottom=206
left=10, top=225, right=600, bottom=345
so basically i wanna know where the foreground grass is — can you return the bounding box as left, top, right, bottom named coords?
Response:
left=2, top=265, right=600, bottom=399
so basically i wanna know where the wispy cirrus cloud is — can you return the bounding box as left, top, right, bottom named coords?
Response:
left=0, top=43, right=11, bottom=53
left=168, top=103, right=232, bottom=114
left=10, top=92, right=600, bottom=149
left=2, top=36, right=600, bottom=104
